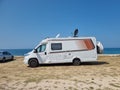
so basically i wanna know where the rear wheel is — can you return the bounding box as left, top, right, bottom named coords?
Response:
left=11, top=56, right=14, bottom=60
left=28, top=59, right=39, bottom=67
left=73, top=58, right=81, bottom=66
left=2, top=57, right=6, bottom=62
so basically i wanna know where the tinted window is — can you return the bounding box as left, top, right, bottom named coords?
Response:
left=51, top=43, right=62, bottom=50
left=3, top=52, right=11, bottom=55
left=7, top=52, right=11, bottom=55
left=0, top=52, right=2, bottom=55
left=3, top=52, right=7, bottom=55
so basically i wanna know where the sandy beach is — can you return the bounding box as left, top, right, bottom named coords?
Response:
left=0, top=55, right=120, bottom=90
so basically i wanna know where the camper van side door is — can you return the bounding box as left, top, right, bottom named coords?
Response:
left=49, top=42, right=65, bottom=63
left=36, top=44, right=47, bottom=63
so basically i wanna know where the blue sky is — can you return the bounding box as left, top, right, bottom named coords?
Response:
left=0, top=0, right=120, bottom=49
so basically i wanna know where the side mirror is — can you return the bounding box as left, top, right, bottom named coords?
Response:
left=34, top=49, right=38, bottom=53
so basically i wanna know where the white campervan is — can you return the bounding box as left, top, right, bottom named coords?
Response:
left=24, top=37, right=100, bottom=67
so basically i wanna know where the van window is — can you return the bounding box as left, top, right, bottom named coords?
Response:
left=37, top=44, right=46, bottom=52
left=51, top=43, right=62, bottom=50
left=0, top=52, right=2, bottom=55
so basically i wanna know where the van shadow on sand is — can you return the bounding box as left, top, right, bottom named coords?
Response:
left=31, top=61, right=109, bottom=67
left=81, top=61, right=109, bottom=66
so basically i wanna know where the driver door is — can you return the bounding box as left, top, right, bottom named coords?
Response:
left=36, top=44, right=47, bottom=63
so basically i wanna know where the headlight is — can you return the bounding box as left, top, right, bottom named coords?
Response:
left=24, top=53, right=30, bottom=56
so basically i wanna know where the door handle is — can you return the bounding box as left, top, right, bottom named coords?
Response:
left=45, top=52, right=47, bottom=55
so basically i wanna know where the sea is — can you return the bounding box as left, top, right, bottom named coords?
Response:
left=0, top=48, right=120, bottom=56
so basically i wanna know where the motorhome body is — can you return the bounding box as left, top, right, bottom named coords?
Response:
left=24, top=37, right=98, bottom=67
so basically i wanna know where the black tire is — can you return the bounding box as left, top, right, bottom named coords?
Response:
left=11, top=56, right=14, bottom=60
left=97, top=46, right=102, bottom=54
left=73, top=58, right=81, bottom=66
left=97, top=46, right=100, bottom=54
left=2, top=57, right=6, bottom=62
left=28, top=59, right=39, bottom=67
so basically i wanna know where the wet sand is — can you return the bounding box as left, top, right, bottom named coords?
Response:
left=0, top=55, right=120, bottom=90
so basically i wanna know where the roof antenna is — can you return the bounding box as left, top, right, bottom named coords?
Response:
left=73, top=29, right=78, bottom=37
left=56, top=34, right=60, bottom=38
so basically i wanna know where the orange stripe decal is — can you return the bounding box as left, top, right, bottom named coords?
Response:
left=84, top=39, right=94, bottom=50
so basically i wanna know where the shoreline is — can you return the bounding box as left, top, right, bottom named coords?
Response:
left=98, top=54, right=120, bottom=56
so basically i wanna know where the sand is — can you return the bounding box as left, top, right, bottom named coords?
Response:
left=0, top=55, right=120, bottom=90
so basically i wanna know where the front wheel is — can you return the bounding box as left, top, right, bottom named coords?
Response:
left=28, top=59, right=39, bottom=67
left=73, top=58, right=81, bottom=66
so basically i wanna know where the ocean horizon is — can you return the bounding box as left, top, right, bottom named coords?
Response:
left=0, top=48, right=120, bottom=56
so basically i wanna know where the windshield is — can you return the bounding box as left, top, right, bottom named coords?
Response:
left=37, top=44, right=46, bottom=52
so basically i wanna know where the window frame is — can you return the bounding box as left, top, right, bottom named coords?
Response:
left=51, top=43, right=62, bottom=51
left=37, top=44, right=46, bottom=52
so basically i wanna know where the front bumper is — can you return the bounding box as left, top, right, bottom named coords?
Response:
left=24, top=56, right=29, bottom=65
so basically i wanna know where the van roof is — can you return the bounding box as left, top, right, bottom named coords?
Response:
left=41, top=37, right=96, bottom=43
